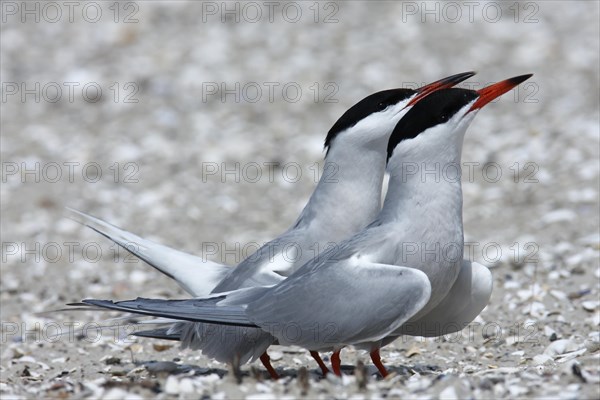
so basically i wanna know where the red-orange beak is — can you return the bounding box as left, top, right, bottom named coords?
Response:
left=408, top=71, right=476, bottom=106
left=469, top=74, right=533, bottom=112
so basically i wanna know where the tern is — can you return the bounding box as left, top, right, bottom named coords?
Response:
left=81, top=74, right=532, bottom=376
left=80, top=74, right=532, bottom=375
left=79, top=75, right=532, bottom=376
left=70, top=73, right=481, bottom=377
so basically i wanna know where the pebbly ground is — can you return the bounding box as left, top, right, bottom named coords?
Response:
left=1, top=1, right=599, bottom=399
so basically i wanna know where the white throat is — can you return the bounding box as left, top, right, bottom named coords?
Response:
left=293, top=136, right=387, bottom=240
left=375, top=114, right=475, bottom=316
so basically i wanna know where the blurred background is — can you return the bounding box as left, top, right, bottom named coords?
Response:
left=1, top=1, right=599, bottom=397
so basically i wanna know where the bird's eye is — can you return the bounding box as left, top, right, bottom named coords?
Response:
left=378, top=102, right=387, bottom=110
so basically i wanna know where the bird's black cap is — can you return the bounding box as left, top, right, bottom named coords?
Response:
left=387, top=88, right=479, bottom=160
left=324, top=89, right=416, bottom=152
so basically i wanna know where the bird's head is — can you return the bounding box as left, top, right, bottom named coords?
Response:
left=386, top=74, right=533, bottom=166
left=323, top=72, right=477, bottom=156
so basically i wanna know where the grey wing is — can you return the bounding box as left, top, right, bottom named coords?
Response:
left=245, top=260, right=432, bottom=350
left=81, top=297, right=256, bottom=327
left=134, top=327, right=180, bottom=341
left=210, top=228, right=312, bottom=292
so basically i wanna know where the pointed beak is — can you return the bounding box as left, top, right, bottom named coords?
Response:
left=408, top=71, right=477, bottom=106
left=469, top=74, right=533, bottom=112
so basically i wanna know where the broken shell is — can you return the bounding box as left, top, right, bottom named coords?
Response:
left=543, top=340, right=580, bottom=357
left=405, top=345, right=421, bottom=358
left=152, top=343, right=173, bottom=352
left=582, top=301, right=599, bottom=312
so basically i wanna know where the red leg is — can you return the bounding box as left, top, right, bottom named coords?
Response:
left=260, top=352, right=280, bottom=380
left=331, top=350, right=342, bottom=377
left=370, top=349, right=388, bottom=378
left=310, top=351, right=330, bottom=376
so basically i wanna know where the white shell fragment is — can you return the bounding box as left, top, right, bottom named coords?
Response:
left=543, top=340, right=581, bottom=357
left=582, top=301, right=599, bottom=312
